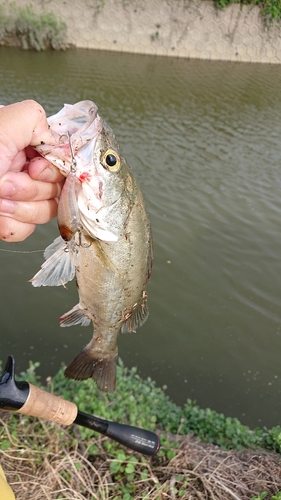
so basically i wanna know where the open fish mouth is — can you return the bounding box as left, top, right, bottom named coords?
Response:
left=48, top=100, right=99, bottom=138
left=31, top=100, right=153, bottom=392
left=35, top=100, right=102, bottom=176
left=36, top=100, right=129, bottom=242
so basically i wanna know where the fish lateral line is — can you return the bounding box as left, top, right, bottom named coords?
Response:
left=30, top=100, right=153, bottom=393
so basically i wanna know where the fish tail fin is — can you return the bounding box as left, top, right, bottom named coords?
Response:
left=64, top=344, right=117, bottom=392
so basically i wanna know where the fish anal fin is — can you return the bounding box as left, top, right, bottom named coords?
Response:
left=121, top=291, right=149, bottom=333
left=60, top=304, right=91, bottom=327
left=64, top=347, right=117, bottom=392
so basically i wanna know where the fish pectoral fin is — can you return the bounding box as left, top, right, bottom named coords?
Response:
left=60, top=304, right=91, bottom=327
left=121, top=292, right=149, bottom=333
left=64, top=345, right=117, bottom=392
left=30, top=237, right=75, bottom=287
left=43, top=235, right=66, bottom=259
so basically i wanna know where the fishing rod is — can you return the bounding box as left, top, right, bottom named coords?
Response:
left=0, top=355, right=160, bottom=456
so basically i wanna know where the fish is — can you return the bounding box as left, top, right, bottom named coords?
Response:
left=31, top=100, right=153, bottom=392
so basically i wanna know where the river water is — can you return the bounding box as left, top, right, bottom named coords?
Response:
left=1, top=47, right=281, bottom=428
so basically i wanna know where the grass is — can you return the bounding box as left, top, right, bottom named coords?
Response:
left=0, top=359, right=281, bottom=499
left=214, top=0, right=281, bottom=25
left=25, top=359, right=281, bottom=454
left=213, top=0, right=281, bottom=23
left=0, top=1, right=67, bottom=50
left=0, top=0, right=280, bottom=55
left=1, top=414, right=281, bottom=499
left=54, top=0, right=281, bottom=25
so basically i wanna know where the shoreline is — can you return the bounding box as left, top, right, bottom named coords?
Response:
left=8, top=0, right=281, bottom=64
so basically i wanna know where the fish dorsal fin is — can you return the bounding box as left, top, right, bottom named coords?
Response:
left=121, top=292, right=149, bottom=333
left=30, top=236, right=76, bottom=287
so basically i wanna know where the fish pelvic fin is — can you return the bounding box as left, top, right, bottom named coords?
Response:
left=64, top=345, right=117, bottom=392
left=60, top=304, right=91, bottom=327
left=121, top=291, right=149, bottom=333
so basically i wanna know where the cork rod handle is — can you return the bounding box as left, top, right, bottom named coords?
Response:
left=17, top=383, right=78, bottom=426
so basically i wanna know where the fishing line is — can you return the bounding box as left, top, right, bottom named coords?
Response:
left=0, top=248, right=44, bottom=253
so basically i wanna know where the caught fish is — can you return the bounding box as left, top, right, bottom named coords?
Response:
left=31, top=100, right=153, bottom=392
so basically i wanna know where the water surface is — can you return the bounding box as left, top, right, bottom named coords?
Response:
left=1, top=47, right=281, bottom=427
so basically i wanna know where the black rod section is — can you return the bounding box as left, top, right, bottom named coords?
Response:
left=75, top=411, right=160, bottom=455
left=0, top=356, right=160, bottom=456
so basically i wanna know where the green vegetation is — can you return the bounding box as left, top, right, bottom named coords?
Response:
left=0, top=359, right=281, bottom=499
left=251, top=494, right=281, bottom=500
left=87, top=0, right=281, bottom=23
left=22, top=359, right=281, bottom=454
left=0, top=1, right=67, bottom=50
left=0, top=0, right=280, bottom=54
left=213, top=0, right=281, bottom=23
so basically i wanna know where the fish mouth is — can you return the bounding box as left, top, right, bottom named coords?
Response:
left=35, top=100, right=125, bottom=243
left=49, top=100, right=100, bottom=138
left=34, top=101, right=102, bottom=175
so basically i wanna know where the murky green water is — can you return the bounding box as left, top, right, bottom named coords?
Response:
left=1, top=47, right=281, bottom=428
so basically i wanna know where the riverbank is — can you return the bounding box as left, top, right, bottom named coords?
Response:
left=1, top=361, right=281, bottom=499
left=14, top=0, right=281, bottom=63
left=1, top=412, right=281, bottom=499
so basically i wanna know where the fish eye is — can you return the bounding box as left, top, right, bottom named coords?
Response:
left=101, top=149, right=121, bottom=172
left=106, top=154, right=117, bottom=167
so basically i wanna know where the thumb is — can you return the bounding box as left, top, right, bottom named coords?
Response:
left=0, top=100, right=57, bottom=177
left=0, top=100, right=55, bottom=150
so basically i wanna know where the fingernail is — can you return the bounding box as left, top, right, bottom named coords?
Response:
left=0, top=181, right=16, bottom=197
left=0, top=199, right=15, bottom=214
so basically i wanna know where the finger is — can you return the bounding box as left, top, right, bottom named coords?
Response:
left=4, top=150, right=28, bottom=173
left=28, top=156, right=65, bottom=183
left=0, top=216, right=36, bottom=242
left=0, top=100, right=55, bottom=149
left=0, top=101, right=56, bottom=178
left=0, top=198, right=59, bottom=225
left=0, top=171, right=63, bottom=202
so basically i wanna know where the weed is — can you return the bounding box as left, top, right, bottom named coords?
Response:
left=1, top=358, right=281, bottom=499
left=0, top=1, right=67, bottom=50
left=251, top=493, right=281, bottom=500
left=213, top=0, right=281, bottom=23
left=8, top=358, right=281, bottom=454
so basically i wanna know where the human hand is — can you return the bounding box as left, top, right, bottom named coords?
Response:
left=0, top=100, right=64, bottom=242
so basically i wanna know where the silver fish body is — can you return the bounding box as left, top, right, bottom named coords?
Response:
left=31, top=101, right=153, bottom=392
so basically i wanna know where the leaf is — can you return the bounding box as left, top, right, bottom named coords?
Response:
left=0, top=439, right=10, bottom=450
left=125, top=463, right=135, bottom=474
left=110, top=460, right=122, bottom=474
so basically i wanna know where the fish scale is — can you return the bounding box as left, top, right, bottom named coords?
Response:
left=31, top=100, right=153, bottom=392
